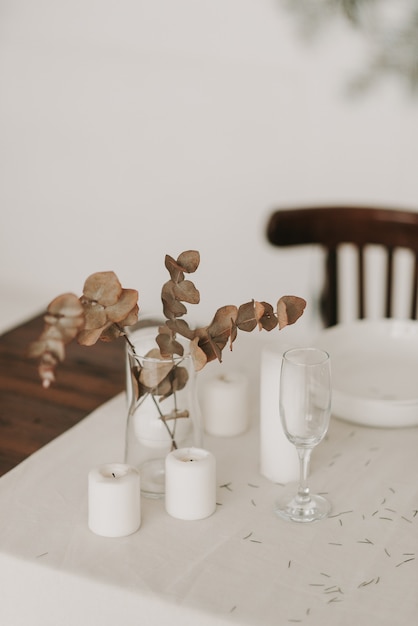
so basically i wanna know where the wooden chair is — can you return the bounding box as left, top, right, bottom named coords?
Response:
left=266, top=206, right=418, bottom=326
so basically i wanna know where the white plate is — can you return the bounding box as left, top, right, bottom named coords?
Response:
left=313, top=319, right=418, bottom=428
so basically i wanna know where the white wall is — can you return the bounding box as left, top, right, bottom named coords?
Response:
left=1, top=0, right=418, bottom=334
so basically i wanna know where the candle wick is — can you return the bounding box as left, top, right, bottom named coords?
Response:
left=112, top=472, right=116, bottom=478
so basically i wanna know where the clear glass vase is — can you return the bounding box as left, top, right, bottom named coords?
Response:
left=125, top=326, right=203, bottom=499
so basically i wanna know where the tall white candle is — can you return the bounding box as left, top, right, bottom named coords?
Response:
left=201, top=372, right=249, bottom=436
left=259, top=348, right=299, bottom=484
left=88, top=463, right=141, bottom=537
left=165, top=447, right=216, bottom=520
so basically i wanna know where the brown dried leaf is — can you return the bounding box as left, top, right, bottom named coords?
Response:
left=190, top=336, right=208, bottom=371
left=154, top=376, right=173, bottom=398
left=99, top=323, right=124, bottom=342
left=173, top=280, right=200, bottom=305
left=104, top=288, right=139, bottom=323
left=164, top=255, right=185, bottom=283
left=119, top=303, right=139, bottom=328
left=171, top=365, right=189, bottom=393
left=277, top=296, right=307, bottom=329
left=156, top=326, right=184, bottom=358
left=82, top=302, right=107, bottom=329
left=166, top=318, right=195, bottom=340
left=162, top=281, right=188, bottom=319
left=77, top=325, right=109, bottom=346
left=83, top=271, right=122, bottom=306
left=194, top=327, right=223, bottom=364
left=27, top=339, right=49, bottom=359
left=45, top=312, right=84, bottom=331
left=47, top=293, right=84, bottom=319
left=139, top=349, right=174, bottom=388
left=176, top=250, right=200, bottom=274
left=258, top=301, right=278, bottom=331
left=207, top=305, right=238, bottom=348
left=236, top=300, right=264, bottom=332
left=38, top=352, right=59, bottom=388
left=162, top=298, right=187, bottom=319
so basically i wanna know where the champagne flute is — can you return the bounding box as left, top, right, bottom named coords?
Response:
left=274, top=347, right=331, bottom=523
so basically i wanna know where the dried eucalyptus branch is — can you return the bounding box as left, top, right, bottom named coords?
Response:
left=28, top=250, right=306, bottom=387
left=28, top=272, right=139, bottom=388
left=156, top=250, right=306, bottom=371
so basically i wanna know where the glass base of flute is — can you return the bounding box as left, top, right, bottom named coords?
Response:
left=274, top=347, right=332, bottom=524
left=274, top=448, right=331, bottom=523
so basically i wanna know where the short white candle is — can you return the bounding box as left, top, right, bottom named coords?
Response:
left=201, top=372, right=249, bottom=436
left=165, top=447, right=216, bottom=520
left=259, top=349, right=299, bottom=484
left=88, top=463, right=141, bottom=537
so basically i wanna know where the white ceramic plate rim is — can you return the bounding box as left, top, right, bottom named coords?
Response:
left=313, top=319, right=418, bottom=428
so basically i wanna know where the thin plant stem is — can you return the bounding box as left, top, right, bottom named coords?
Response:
left=127, top=343, right=188, bottom=451
left=117, top=325, right=136, bottom=352
left=150, top=393, right=178, bottom=450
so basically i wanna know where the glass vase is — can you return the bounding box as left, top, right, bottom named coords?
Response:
left=125, top=327, right=203, bottom=499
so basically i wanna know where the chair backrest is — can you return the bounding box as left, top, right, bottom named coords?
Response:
left=266, top=206, right=418, bottom=326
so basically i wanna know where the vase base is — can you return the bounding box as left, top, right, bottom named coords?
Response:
left=140, top=458, right=165, bottom=499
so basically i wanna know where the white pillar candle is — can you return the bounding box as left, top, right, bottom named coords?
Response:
left=259, top=349, right=299, bottom=484
left=88, top=463, right=141, bottom=537
left=165, top=447, right=216, bottom=520
left=201, top=372, right=249, bottom=436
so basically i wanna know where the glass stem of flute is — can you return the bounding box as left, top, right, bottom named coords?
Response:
left=296, top=447, right=312, bottom=504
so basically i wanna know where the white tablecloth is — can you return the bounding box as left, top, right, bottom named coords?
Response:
left=0, top=336, right=418, bottom=625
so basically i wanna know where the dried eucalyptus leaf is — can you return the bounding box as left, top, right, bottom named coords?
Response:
left=164, top=255, right=185, bottom=283
left=40, top=324, right=65, bottom=341
left=173, top=280, right=200, bottom=305
left=207, top=305, right=238, bottom=347
left=47, top=293, right=84, bottom=317
left=176, top=250, right=200, bottom=274
left=258, top=301, right=278, bottom=331
left=195, top=328, right=223, bottom=363
left=119, top=303, right=139, bottom=328
left=54, top=314, right=84, bottom=330
left=156, top=333, right=173, bottom=357
left=235, top=300, right=262, bottom=332
left=82, top=302, right=107, bottom=329
left=190, top=337, right=207, bottom=371
left=130, top=365, right=142, bottom=401
left=104, top=288, right=139, bottom=323
left=83, top=271, right=122, bottom=306
left=162, top=294, right=187, bottom=319
left=171, top=365, right=189, bottom=392
left=157, top=324, right=172, bottom=338
left=77, top=325, right=109, bottom=346
left=55, top=323, right=82, bottom=342
left=277, top=296, right=307, bottom=329
left=166, top=318, right=195, bottom=340
left=30, top=337, right=64, bottom=362
left=38, top=352, right=59, bottom=388
left=155, top=376, right=173, bottom=398
left=27, top=340, right=48, bottom=359
left=139, top=349, right=174, bottom=388
left=99, top=324, right=124, bottom=342
left=45, top=338, right=66, bottom=361
left=156, top=331, right=184, bottom=358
